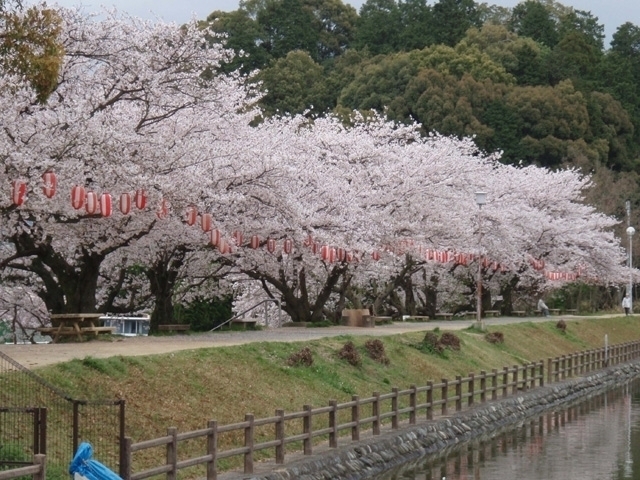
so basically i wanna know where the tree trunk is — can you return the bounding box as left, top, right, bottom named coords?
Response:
left=146, top=247, right=187, bottom=332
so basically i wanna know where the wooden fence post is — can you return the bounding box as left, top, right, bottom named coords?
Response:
left=167, top=427, right=178, bottom=480
left=426, top=382, right=433, bottom=420
left=522, top=365, right=528, bottom=390
left=329, top=401, right=338, bottom=448
left=391, top=388, right=399, bottom=429
left=441, top=379, right=448, bottom=415
left=512, top=366, right=518, bottom=394
left=303, top=405, right=312, bottom=455
left=33, top=454, right=45, bottom=480
left=207, top=420, right=217, bottom=480
left=244, top=414, right=254, bottom=473
left=468, top=373, right=475, bottom=407
left=351, top=395, right=360, bottom=441
left=538, top=360, right=544, bottom=387
left=275, top=410, right=285, bottom=463
left=410, top=385, right=417, bottom=424
left=491, top=369, right=498, bottom=401
left=455, top=376, right=462, bottom=411
left=502, top=367, right=509, bottom=397
left=373, top=393, right=381, bottom=435
left=480, top=371, right=486, bottom=404
left=122, top=437, right=132, bottom=480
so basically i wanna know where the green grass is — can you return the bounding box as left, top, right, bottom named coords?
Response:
left=19, top=316, right=640, bottom=475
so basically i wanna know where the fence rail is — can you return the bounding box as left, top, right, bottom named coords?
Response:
left=0, top=455, right=45, bottom=480
left=123, top=339, right=640, bottom=480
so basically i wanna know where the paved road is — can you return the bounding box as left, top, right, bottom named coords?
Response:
left=0, top=313, right=625, bottom=369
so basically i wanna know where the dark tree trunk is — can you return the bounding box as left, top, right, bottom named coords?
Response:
left=146, top=247, right=187, bottom=332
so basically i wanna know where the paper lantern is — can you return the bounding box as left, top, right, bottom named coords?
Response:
left=185, top=205, right=197, bottom=226
left=329, top=247, right=337, bottom=263
left=210, top=229, right=221, bottom=247
left=337, top=248, right=346, bottom=262
left=41, top=171, right=57, bottom=198
left=219, top=239, right=232, bottom=254
left=346, top=252, right=354, bottom=262
left=156, top=199, right=169, bottom=219
left=250, top=235, right=260, bottom=249
left=71, top=186, right=86, bottom=210
left=119, top=193, right=132, bottom=215
left=233, top=230, right=243, bottom=247
left=134, top=189, right=147, bottom=210
left=371, top=251, right=381, bottom=261
left=283, top=238, right=293, bottom=254
left=321, top=245, right=330, bottom=261
left=11, top=180, right=27, bottom=206
left=267, top=238, right=276, bottom=253
left=312, top=242, right=320, bottom=255
left=99, top=193, right=112, bottom=217
left=201, top=213, right=212, bottom=232
left=85, top=191, right=98, bottom=214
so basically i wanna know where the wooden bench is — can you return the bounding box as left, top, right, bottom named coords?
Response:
left=549, top=309, right=561, bottom=316
left=158, top=324, right=189, bottom=332
left=405, top=315, right=430, bottom=322
left=81, top=326, right=116, bottom=336
left=485, top=310, right=501, bottom=317
left=231, top=318, right=258, bottom=330
left=564, top=309, right=578, bottom=315
left=512, top=310, right=527, bottom=317
left=434, top=312, right=453, bottom=320
left=372, top=316, right=393, bottom=324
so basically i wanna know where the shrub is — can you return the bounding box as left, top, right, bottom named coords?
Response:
left=439, top=332, right=461, bottom=350
left=286, top=347, right=313, bottom=367
left=421, top=332, right=444, bottom=354
left=485, top=331, right=504, bottom=344
left=556, top=319, right=567, bottom=333
left=364, top=339, right=390, bottom=365
left=338, top=341, right=361, bottom=366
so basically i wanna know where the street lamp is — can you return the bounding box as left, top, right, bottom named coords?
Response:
left=627, top=226, right=635, bottom=314
left=475, top=192, right=487, bottom=329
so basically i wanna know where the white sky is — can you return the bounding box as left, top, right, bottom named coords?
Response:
left=36, top=0, right=640, bottom=47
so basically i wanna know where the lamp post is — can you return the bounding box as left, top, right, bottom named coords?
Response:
left=627, top=226, right=635, bottom=314
left=475, top=192, right=487, bottom=330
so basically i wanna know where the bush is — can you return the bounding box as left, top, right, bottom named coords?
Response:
left=364, top=339, right=390, bottom=365
left=439, top=332, right=461, bottom=350
left=421, top=332, right=445, bottom=354
left=556, top=319, right=567, bottom=333
left=338, top=341, right=361, bottom=366
left=286, top=347, right=313, bottom=367
left=485, top=331, right=504, bottom=344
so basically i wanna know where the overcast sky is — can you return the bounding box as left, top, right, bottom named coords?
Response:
left=37, top=0, right=639, bottom=47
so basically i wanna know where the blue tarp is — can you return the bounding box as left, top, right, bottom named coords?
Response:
left=69, top=442, right=122, bottom=480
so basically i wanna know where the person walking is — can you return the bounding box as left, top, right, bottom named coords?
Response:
left=537, top=298, right=550, bottom=317
left=622, top=294, right=632, bottom=316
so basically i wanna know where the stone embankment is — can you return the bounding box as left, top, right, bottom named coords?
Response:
left=239, top=361, right=640, bottom=480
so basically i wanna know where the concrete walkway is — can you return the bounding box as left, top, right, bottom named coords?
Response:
left=0, top=313, right=628, bottom=369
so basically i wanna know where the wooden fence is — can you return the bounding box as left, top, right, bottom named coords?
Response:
left=122, top=339, right=640, bottom=480
left=0, top=455, right=46, bottom=480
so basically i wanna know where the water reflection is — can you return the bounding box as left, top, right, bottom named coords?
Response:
left=374, top=379, right=640, bottom=480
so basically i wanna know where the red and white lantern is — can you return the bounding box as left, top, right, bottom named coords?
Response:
left=312, top=242, right=320, bottom=255
left=11, top=180, right=27, bottom=206
left=71, top=185, right=86, bottom=210
left=156, top=199, right=169, bottom=219
left=371, top=251, right=381, bottom=261
left=283, top=238, right=293, bottom=254
left=219, top=239, right=232, bottom=254
left=337, top=248, right=346, bottom=262
left=185, top=205, right=197, bottom=226
left=85, top=191, right=98, bottom=214
left=210, top=229, right=221, bottom=247
left=329, top=247, right=337, bottom=263
left=119, top=193, right=132, bottom=215
left=250, top=235, right=260, bottom=249
left=41, top=171, right=57, bottom=198
left=233, top=230, right=243, bottom=247
left=134, top=189, right=147, bottom=210
left=267, top=238, right=276, bottom=253
left=201, top=213, right=212, bottom=232
left=99, top=193, right=112, bottom=217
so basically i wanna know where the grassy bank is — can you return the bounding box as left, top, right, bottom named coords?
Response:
left=34, top=316, right=640, bottom=473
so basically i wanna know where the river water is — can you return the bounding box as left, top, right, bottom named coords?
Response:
left=373, top=379, right=640, bottom=480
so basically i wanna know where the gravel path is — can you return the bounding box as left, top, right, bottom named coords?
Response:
left=0, top=314, right=616, bottom=369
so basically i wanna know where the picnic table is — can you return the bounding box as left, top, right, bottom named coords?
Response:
left=37, top=313, right=114, bottom=343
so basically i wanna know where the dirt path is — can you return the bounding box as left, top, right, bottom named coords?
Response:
left=0, top=314, right=608, bottom=369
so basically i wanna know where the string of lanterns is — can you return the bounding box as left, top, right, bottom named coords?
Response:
left=8, top=172, right=582, bottom=278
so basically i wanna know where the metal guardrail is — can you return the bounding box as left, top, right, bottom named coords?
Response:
left=208, top=299, right=281, bottom=332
